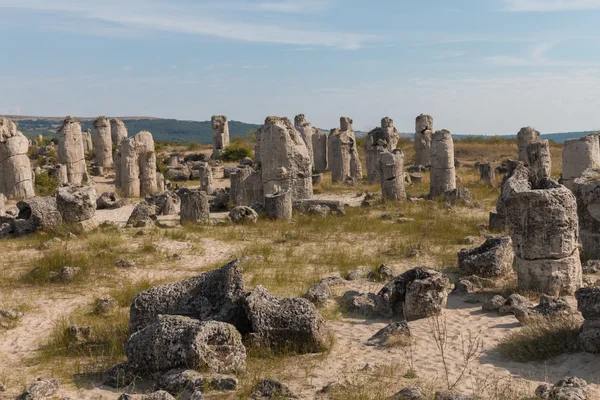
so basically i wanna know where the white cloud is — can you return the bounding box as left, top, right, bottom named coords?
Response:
left=0, top=0, right=372, bottom=49
left=505, top=0, right=600, bottom=11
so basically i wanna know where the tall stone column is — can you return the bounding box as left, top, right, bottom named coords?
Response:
left=178, top=188, right=209, bottom=224
left=92, top=116, right=114, bottom=168
left=311, top=127, right=328, bottom=174
left=198, top=162, right=215, bottom=195
left=516, top=126, right=540, bottom=164
left=135, top=131, right=158, bottom=197
left=230, top=166, right=264, bottom=206
left=110, top=118, right=128, bottom=146
left=526, top=139, right=552, bottom=185
left=414, top=114, right=433, bottom=167
left=58, top=116, right=88, bottom=185
left=429, top=129, right=456, bottom=197
left=82, top=129, right=93, bottom=154
left=379, top=149, right=406, bottom=201
left=365, top=117, right=400, bottom=183
left=294, top=114, right=314, bottom=168
left=327, top=128, right=350, bottom=183
left=562, top=134, right=600, bottom=189
left=117, top=138, right=140, bottom=198
left=0, top=117, right=35, bottom=199
left=211, top=115, right=230, bottom=160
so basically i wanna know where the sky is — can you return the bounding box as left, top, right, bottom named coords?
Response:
left=1, top=0, right=600, bottom=135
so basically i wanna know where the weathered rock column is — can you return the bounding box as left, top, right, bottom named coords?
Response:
left=92, top=116, right=114, bottom=168
left=311, top=128, right=328, bottom=173
left=230, top=166, right=264, bottom=206
left=526, top=139, right=552, bottom=184
left=135, top=131, right=158, bottom=197
left=156, top=172, right=165, bottom=193
left=429, top=129, right=456, bottom=197
left=0, top=117, right=35, bottom=199
left=117, top=138, right=140, bottom=197
left=258, top=116, right=312, bottom=200
left=342, top=117, right=362, bottom=181
left=414, top=114, right=433, bottom=167
left=178, top=188, right=209, bottom=224
left=198, top=162, right=215, bottom=195
left=110, top=118, right=128, bottom=146
left=211, top=115, right=229, bottom=160
left=57, top=116, right=88, bottom=185
left=379, top=149, right=406, bottom=201
left=294, top=114, right=314, bottom=168
left=516, top=126, right=540, bottom=164
left=328, top=128, right=350, bottom=183
left=502, top=162, right=582, bottom=295
left=479, top=163, right=495, bottom=186
left=562, top=134, right=600, bottom=189
left=265, top=190, right=292, bottom=220
left=573, top=169, right=600, bottom=260
left=575, top=287, right=600, bottom=353
left=364, top=117, right=400, bottom=183
left=82, top=129, right=93, bottom=154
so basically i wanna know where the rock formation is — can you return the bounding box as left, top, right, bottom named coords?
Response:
left=414, top=114, right=433, bottom=167
left=479, top=162, right=495, bottom=186
left=429, top=130, right=456, bottom=197
left=516, top=126, right=540, bottom=164
left=264, top=189, right=292, bottom=220
left=364, top=117, right=400, bottom=183
left=0, top=117, right=35, bottom=199
left=211, top=115, right=229, bottom=160
left=526, top=139, right=552, bottom=185
left=379, top=149, right=406, bottom=201
left=575, top=287, right=600, bottom=353
left=258, top=116, right=312, bottom=199
left=92, top=116, right=114, bottom=168
left=562, top=134, right=600, bottom=189
left=178, top=188, right=209, bottom=225
left=458, top=236, right=514, bottom=278
left=502, top=162, right=582, bottom=295
left=294, top=114, right=314, bottom=168
left=55, top=185, right=97, bottom=231
left=328, top=117, right=362, bottom=183
left=311, top=128, right=328, bottom=173
left=198, top=162, right=215, bottom=194
left=573, top=169, right=600, bottom=260
left=230, top=166, right=264, bottom=206
left=57, top=116, right=89, bottom=185
left=115, top=131, right=158, bottom=197
left=110, top=118, right=128, bottom=146
left=81, top=129, right=93, bottom=154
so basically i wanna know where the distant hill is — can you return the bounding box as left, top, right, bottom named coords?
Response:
left=4, top=115, right=596, bottom=144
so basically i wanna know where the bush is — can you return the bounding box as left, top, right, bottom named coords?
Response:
left=220, top=137, right=254, bottom=162
left=35, top=172, right=59, bottom=197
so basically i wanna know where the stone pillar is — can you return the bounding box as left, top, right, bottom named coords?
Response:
left=341, top=117, right=362, bottom=181
left=526, top=139, right=552, bottom=184
left=135, top=131, right=158, bottom=197
left=117, top=138, right=140, bottom=198
left=479, top=163, right=495, bottom=186
left=365, top=117, right=400, bottom=183
left=516, top=126, right=540, bottom=164
left=55, top=185, right=97, bottom=231
left=92, top=116, right=114, bottom=168
left=57, top=116, right=88, bottom=185
left=265, top=189, right=292, bottom=220
left=230, top=166, right=264, bottom=206
left=502, top=162, right=582, bottom=295
left=198, top=162, right=215, bottom=195
left=178, top=188, right=209, bottom=224
left=573, top=169, right=600, bottom=260
left=82, top=129, right=93, bottom=154
left=562, top=134, right=600, bottom=189
left=156, top=172, right=165, bottom=193
left=258, top=116, right=312, bottom=200
left=575, top=287, right=600, bottom=353
left=414, top=114, right=433, bottom=167
left=211, top=115, right=229, bottom=160
left=110, top=118, right=128, bottom=146
left=311, top=127, right=328, bottom=173
left=429, top=129, right=456, bottom=197
left=379, top=149, right=406, bottom=201
left=0, top=117, right=35, bottom=199
left=328, top=129, right=350, bottom=183
left=114, top=149, right=121, bottom=188
left=294, top=114, right=314, bottom=168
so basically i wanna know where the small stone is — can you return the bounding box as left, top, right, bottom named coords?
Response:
left=365, top=321, right=411, bottom=348
left=251, top=378, right=297, bottom=399
left=115, top=259, right=136, bottom=268
left=394, top=386, right=427, bottom=400
left=50, top=266, right=80, bottom=282
left=65, top=325, right=93, bottom=343
left=346, top=267, right=369, bottom=281
left=95, top=296, right=119, bottom=314
left=361, top=363, right=374, bottom=371
left=407, top=248, right=420, bottom=257
left=104, top=362, right=139, bottom=388
left=18, top=378, right=60, bottom=400
left=397, top=217, right=416, bottom=223
left=499, top=294, right=532, bottom=315
left=583, top=260, right=600, bottom=274
left=481, top=295, right=506, bottom=313
left=304, top=282, right=331, bottom=307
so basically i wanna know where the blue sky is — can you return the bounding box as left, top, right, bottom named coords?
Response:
left=1, top=0, right=599, bottom=135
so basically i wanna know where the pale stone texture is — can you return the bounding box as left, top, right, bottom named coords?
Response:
left=573, top=169, right=600, bottom=260
left=294, top=114, right=314, bottom=168
left=82, top=129, right=93, bottom=154
left=328, top=117, right=362, bottom=183
left=379, top=149, right=406, bottom=201
left=110, top=118, right=128, bottom=146
left=258, top=116, right=312, bottom=199
left=0, top=117, right=35, bottom=199
left=211, top=115, right=230, bottom=160
left=414, top=114, right=433, bottom=167
left=458, top=236, right=514, bottom=278
left=115, top=131, right=158, bottom=197
left=311, top=127, right=328, bottom=173
left=429, top=129, right=456, bottom=197
left=136, top=131, right=158, bottom=196
left=526, top=139, right=552, bottom=184
left=55, top=185, right=96, bottom=223
left=230, top=166, right=264, bottom=206
left=516, top=126, right=540, bottom=164
left=562, top=134, right=600, bottom=189
left=198, top=162, right=215, bottom=194
left=479, top=162, right=495, bottom=186
left=58, top=116, right=89, bottom=185
left=92, top=116, right=114, bottom=168
left=502, top=162, right=582, bottom=295
left=365, top=117, right=400, bottom=183
left=264, top=190, right=292, bottom=220
left=178, top=188, right=209, bottom=224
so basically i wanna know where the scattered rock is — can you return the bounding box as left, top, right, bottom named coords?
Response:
left=304, top=281, right=331, bottom=307
left=307, top=204, right=330, bottom=217
left=443, top=188, right=472, bottom=204
left=346, top=267, right=369, bottom=281
left=457, top=236, right=514, bottom=278
left=38, top=237, right=62, bottom=250
left=342, top=291, right=385, bottom=318
left=394, top=386, right=427, bottom=400
left=127, top=202, right=157, bottom=228
left=49, top=266, right=81, bottom=282
left=115, top=259, right=136, bottom=268
left=498, top=294, right=532, bottom=315
left=155, top=369, right=205, bottom=396
left=17, top=378, right=60, bottom=400
left=583, top=260, right=600, bottom=274
left=95, top=296, right=119, bottom=314
left=535, top=376, right=588, bottom=400
left=365, top=321, right=411, bottom=348
left=482, top=295, right=506, bottom=312
left=366, top=264, right=394, bottom=282
left=228, top=206, right=258, bottom=224
left=251, top=378, right=297, bottom=399
left=104, top=362, right=139, bottom=388
left=65, top=325, right=93, bottom=343
left=141, top=390, right=176, bottom=400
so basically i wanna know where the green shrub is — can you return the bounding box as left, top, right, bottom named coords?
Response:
left=220, top=137, right=254, bottom=162
left=35, top=172, right=59, bottom=197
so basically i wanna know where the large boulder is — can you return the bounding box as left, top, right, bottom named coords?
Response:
left=127, top=202, right=157, bottom=228
left=228, top=206, right=258, bottom=224
left=126, top=315, right=246, bottom=375
left=535, top=377, right=588, bottom=400
left=55, top=185, right=96, bottom=223
left=129, top=260, right=248, bottom=333
left=457, top=236, right=514, bottom=278
left=15, top=196, right=63, bottom=233
left=243, top=285, right=331, bottom=353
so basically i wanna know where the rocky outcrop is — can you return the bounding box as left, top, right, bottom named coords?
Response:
left=125, top=315, right=246, bottom=374
left=294, top=114, right=314, bottom=168
left=230, top=166, right=264, bottom=206
left=576, top=287, right=600, bottom=353
left=364, top=117, right=400, bottom=183
left=115, top=131, right=158, bottom=197
left=211, top=115, right=230, bottom=160
left=430, top=130, right=456, bottom=197
left=92, top=116, right=114, bottom=168
left=458, top=236, right=514, bottom=278
left=0, top=117, right=35, bottom=199
left=57, top=116, right=88, bottom=185
left=573, top=169, right=600, bottom=260
left=178, top=188, right=209, bottom=225
left=311, top=128, right=328, bottom=173
left=526, top=140, right=552, bottom=185
left=414, top=114, right=433, bottom=167
left=328, top=117, right=362, bottom=183
left=562, top=134, right=600, bottom=189
left=379, top=149, right=406, bottom=201
left=258, top=116, right=312, bottom=200
left=517, top=126, right=540, bottom=164
left=110, top=118, right=128, bottom=146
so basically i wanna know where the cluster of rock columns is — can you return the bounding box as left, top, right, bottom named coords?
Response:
left=414, top=114, right=433, bottom=167
left=115, top=131, right=158, bottom=198
left=562, top=134, right=600, bottom=189
left=516, top=126, right=540, bottom=164
left=92, top=116, right=114, bottom=168
left=429, top=129, right=456, bottom=197
left=58, top=116, right=89, bottom=185
left=364, top=117, right=400, bottom=183
left=211, top=115, right=230, bottom=160
left=328, top=117, right=362, bottom=183
left=0, top=117, right=35, bottom=199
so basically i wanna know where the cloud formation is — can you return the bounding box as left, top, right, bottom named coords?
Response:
left=505, top=0, right=600, bottom=11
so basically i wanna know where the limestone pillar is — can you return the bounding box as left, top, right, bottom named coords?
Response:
left=379, top=149, right=406, bottom=201
left=92, top=116, right=114, bottom=168
left=526, top=139, right=552, bottom=185
left=265, top=190, right=292, bottom=220
left=0, top=117, right=35, bottom=199
left=57, top=116, right=88, bottom=185
left=135, top=131, right=158, bottom=197
left=562, top=134, right=600, bottom=189
left=429, top=129, right=456, bottom=197
left=479, top=163, right=495, bottom=186
left=365, top=117, right=400, bottom=183
left=211, top=115, right=229, bottom=160
left=110, top=118, right=128, bottom=146
left=516, top=126, right=540, bottom=164
left=82, top=129, right=93, bottom=154
left=230, top=166, right=263, bottom=206
left=178, top=188, right=209, bottom=224
left=311, top=127, right=328, bottom=173
left=294, top=114, right=314, bottom=168
left=414, top=114, right=433, bottom=167
left=198, top=162, right=215, bottom=195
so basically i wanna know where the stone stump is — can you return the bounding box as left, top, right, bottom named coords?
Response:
left=230, top=166, right=264, bottom=206
left=429, top=129, right=456, bottom=197
left=526, top=139, right=552, bottom=184
left=562, top=134, right=600, bottom=189
left=265, top=190, right=292, bottom=220
left=110, top=118, right=128, bottom=146
left=364, top=117, right=400, bottom=183
left=58, top=116, right=89, bottom=185
left=516, top=126, right=540, bottom=164
left=573, top=169, right=600, bottom=260
left=211, top=115, right=230, bottom=160
left=198, top=162, right=215, bottom=195
left=311, top=128, right=328, bottom=173
left=379, top=149, right=406, bottom=201
left=0, top=117, right=35, bottom=199
left=294, top=114, right=314, bottom=168
left=328, top=117, right=362, bottom=183
left=575, top=287, right=600, bottom=353
left=92, top=116, right=114, bottom=168
left=414, top=114, right=433, bottom=167
left=479, top=163, right=495, bottom=186
left=178, top=188, right=209, bottom=224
